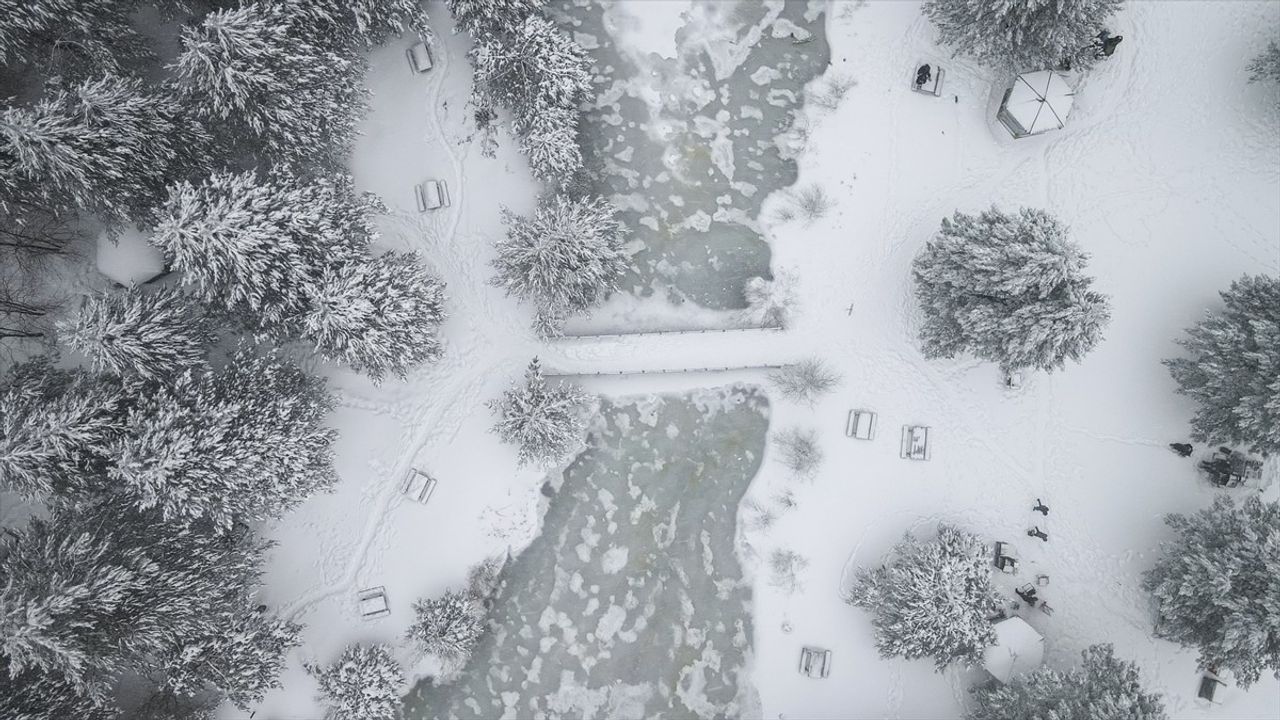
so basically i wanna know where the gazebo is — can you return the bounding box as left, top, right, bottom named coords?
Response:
left=983, top=616, right=1045, bottom=683
left=996, top=70, right=1075, bottom=138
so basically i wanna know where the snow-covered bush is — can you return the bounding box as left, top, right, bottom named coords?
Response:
left=489, top=358, right=590, bottom=466
left=912, top=207, right=1111, bottom=372
left=847, top=524, right=1000, bottom=670
left=406, top=589, right=487, bottom=661
left=492, top=195, right=627, bottom=335
left=60, top=288, right=211, bottom=382
left=306, top=644, right=405, bottom=720
left=923, top=0, right=1122, bottom=71
left=1164, top=275, right=1280, bottom=455
left=0, top=361, right=124, bottom=498
left=769, top=549, right=809, bottom=594
left=773, top=427, right=824, bottom=479
left=0, top=74, right=208, bottom=224
left=969, top=644, right=1166, bottom=720
left=743, top=269, right=798, bottom=329
left=1248, top=41, right=1280, bottom=84
left=111, top=347, right=337, bottom=531
left=808, top=74, right=857, bottom=111
left=304, top=252, right=446, bottom=383
left=1142, top=495, right=1280, bottom=687
left=769, top=358, right=840, bottom=406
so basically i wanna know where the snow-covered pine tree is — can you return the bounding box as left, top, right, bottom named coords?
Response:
left=1164, top=275, right=1280, bottom=455
left=304, top=252, right=446, bottom=383
left=172, top=3, right=365, bottom=166
left=111, top=347, right=338, bottom=531
left=0, top=75, right=209, bottom=224
left=923, top=0, right=1123, bottom=71
left=150, top=168, right=371, bottom=332
left=0, top=502, right=279, bottom=702
left=60, top=287, right=211, bottom=382
left=492, top=195, right=627, bottom=334
left=516, top=105, right=585, bottom=184
left=847, top=524, right=1001, bottom=670
left=306, top=644, right=406, bottom=720
left=1248, top=41, right=1280, bottom=84
left=0, top=0, right=150, bottom=79
left=282, top=0, right=432, bottom=48
left=912, top=207, right=1111, bottom=372
left=969, top=644, right=1166, bottom=720
left=406, top=589, right=487, bottom=661
left=1142, top=495, right=1280, bottom=687
left=446, top=0, right=546, bottom=36
left=489, top=358, right=590, bottom=466
left=0, top=656, right=114, bottom=720
left=0, top=361, right=124, bottom=498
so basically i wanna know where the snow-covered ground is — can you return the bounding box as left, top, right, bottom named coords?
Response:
left=238, top=1, right=1279, bottom=718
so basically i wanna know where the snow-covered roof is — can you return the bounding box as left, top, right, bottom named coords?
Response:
left=983, top=616, right=1044, bottom=683
left=1001, top=70, right=1075, bottom=137
left=96, top=226, right=166, bottom=286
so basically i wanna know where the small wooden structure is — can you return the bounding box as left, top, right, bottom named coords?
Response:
left=416, top=179, right=450, bottom=211
left=994, top=541, right=1018, bottom=574
left=900, top=425, right=931, bottom=461
left=406, top=41, right=433, bottom=73
left=1197, top=672, right=1225, bottom=703
left=402, top=468, right=438, bottom=504
left=997, top=70, right=1075, bottom=138
left=1003, top=370, right=1024, bottom=389
left=358, top=586, right=390, bottom=620
left=845, top=409, right=877, bottom=440
left=799, top=647, right=832, bottom=678
left=911, top=62, right=945, bottom=96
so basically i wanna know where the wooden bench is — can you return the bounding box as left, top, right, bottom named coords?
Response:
left=402, top=468, right=438, bottom=504
left=900, top=425, right=931, bottom=461
left=799, top=647, right=832, bottom=678
left=845, top=409, right=877, bottom=440
left=416, top=179, right=450, bottom=212
left=358, top=586, right=390, bottom=620
left=406, top=42, right=433, bottom=73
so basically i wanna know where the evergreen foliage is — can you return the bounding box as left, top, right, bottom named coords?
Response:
left=1164, top=275, right=1280, bottom=455
left=0, top=0, right=151, bottom=78
left=306, top=643, right=406, bottom=720
left=304, top=251, right=446, bottom=382
left=912, top=207, right=1110, bottom=372
left=847, top=524, right=1000, bottom=670
left=969, top=644, right=1166, bottom=720
left=406, top=589, right=487, bottom=661
left=1143, top=495, right=1280, bottom=686
left=446, top=0, right=546, bottom=35
left=285, top=0, right=432, bottom=47
left=111, top=347, right=338, bottom=531
left=923, top=0, right=1123, bottom=71
left=0, top=361, right=124, bottom=498
left=1248, top=41, right=1280, bottom=84
left=489, top=358, right=589, bottom=466
left=492, top=195, right=627, bottom=334
left=0, top=75, right=209, bottom=224
left=60, top=287, right=212, bottom=382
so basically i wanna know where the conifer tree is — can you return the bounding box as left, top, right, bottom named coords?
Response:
left=0, top=361, right=124, bottom=498
left=912, top=207, right=1110, bottom=372
left=446, top=0, right=546, bottom=36
left=0, top=75, right=208, bottom=224
left=304, top=252, right=446, bottom=382
left=60, top=288, right=212, bottom=382
left=492, top=195, right=627, bottom=334
left=406, top=589, right=487, bottom=661
left=172, top=3, right=365, bottom=166
left=0, top=656, right=113, bottom=720
left=111, top=347, right=338, bottom=531
left=306, top=644, right=406, bottom=720
left=1143, top=495, right=1280, bottom=687
left=284, top=0, right=432, bottom=47
left=969, top=644, right=1166, bottom=720
left=847, top=524, right=1001, bottom=670
left=489, top=358, right=590, bottom=466
left=1248, top=41, right=1280, bottom=84
left=923, top=0, right=1123, bottom=71
left=1165, top=275, right=1280, bottom=455
left=0, top=0, right=150, bottom=78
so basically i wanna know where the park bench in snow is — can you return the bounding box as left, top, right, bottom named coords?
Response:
left=911, top=61, right=944, bottom=96
left=899, top=425, right=931, bottom=460
left=798, top=647, right=832, bottom=678
left=406, top=42, right=433, bottom=73
left=358, top=586, right=390, bottom=620
left=402, top=468, right=438, bottom=504
left=1197, top=672, right=1225, bottom=703
left=994, top=541, right=1018, bottom=574
left=416, top=179, right=450, bottom=211
left=845, top=409, right=877, bottom=440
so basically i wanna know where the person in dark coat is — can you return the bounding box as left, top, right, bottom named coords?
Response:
left=1169, top=442, right=1194, bottom=457
left=915, top=64, right=932, bottom=88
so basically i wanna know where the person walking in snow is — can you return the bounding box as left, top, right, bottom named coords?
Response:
left=1028, top=526, right=1048, bottom=541
left=1032, top=499, right=1049, bottom=516
left=1169, top=443, right=1194, bottom=457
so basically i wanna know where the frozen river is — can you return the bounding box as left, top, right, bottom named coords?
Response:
left=404, top=386, right=770, bottom=718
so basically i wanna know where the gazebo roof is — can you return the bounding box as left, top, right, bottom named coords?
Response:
left=983, top=616, right=1045, bottom=683
left=1001, top=70, right=1076, bottom=137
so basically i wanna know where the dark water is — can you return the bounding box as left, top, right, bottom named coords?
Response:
left=403, top=386, right=770, bottom=719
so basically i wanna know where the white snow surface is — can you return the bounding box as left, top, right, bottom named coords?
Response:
left=235, top=1, right=1280, bottom=719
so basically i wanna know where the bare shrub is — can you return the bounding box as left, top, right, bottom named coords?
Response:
left=770, top=548, right=810, bottom=594
left=742, top=268, right=797, bottom=329
left=809, top=74, right=857, bottom=110
left=774, top=427, right=824, bottom=479
left=770, top=358, right=840, bottom=405
left=793, top=184, right=831, bottom=225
